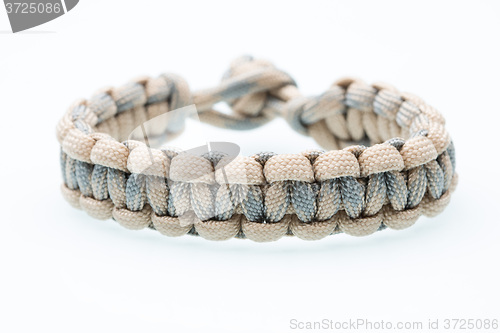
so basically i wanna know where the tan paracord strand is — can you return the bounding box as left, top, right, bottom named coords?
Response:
left=57, top=56, right=457, bottom=242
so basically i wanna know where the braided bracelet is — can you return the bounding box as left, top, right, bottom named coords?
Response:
left=57, top=56, right=457, bottom=242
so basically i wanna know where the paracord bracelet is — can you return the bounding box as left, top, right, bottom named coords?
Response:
left=57, top=56, right=457, bottom=242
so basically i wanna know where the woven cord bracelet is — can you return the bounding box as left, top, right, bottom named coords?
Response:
left=57, top=56, right=457, bottom=242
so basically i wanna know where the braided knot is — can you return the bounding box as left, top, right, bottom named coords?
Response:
left=195, top=56, right=297, bottom=130
left=222, top=56, right=296, bottom=118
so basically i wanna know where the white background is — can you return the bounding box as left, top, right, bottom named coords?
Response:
left=1, top=1, right=499, bottom=332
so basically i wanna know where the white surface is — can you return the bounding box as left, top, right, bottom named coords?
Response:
left=1, top=1, right=499, bottom=332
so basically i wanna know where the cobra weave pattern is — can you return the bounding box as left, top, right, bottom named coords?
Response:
left=57, top=56, right=457, bottom=242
